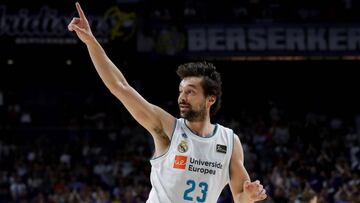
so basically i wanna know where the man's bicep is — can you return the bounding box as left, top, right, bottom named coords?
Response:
left=113, top=85, right=175, bottom=136
left=229, top=135, right=251, bottom=195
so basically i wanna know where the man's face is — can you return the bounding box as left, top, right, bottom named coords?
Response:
left=178, top=77, right=207, bottom=122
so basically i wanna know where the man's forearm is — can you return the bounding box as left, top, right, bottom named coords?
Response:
left=86, top=38, right=129, bottom=89
left=234, top=192, right=254, bottom=203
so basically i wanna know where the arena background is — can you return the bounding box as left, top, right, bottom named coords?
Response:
left=1, top=0, right=360, bottom=202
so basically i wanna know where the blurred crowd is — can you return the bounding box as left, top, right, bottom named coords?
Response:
left=0, top=87, right=360, bottom=203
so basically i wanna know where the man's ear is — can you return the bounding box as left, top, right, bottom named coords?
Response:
left=208, top=95, right=216, bottom=105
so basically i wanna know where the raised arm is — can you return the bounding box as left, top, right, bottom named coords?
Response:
left=229, top=135, right=267, bottom=203
left=68, top=2, right=175, bottom=156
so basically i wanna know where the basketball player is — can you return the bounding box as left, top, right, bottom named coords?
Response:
left=68, top=2, right=267, bottom=202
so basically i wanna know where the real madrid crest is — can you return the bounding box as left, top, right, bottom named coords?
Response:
left=177, top=140, right=188, bottom=153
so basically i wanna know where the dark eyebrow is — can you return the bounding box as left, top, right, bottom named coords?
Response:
left=187, top=84, right=197, bottom=89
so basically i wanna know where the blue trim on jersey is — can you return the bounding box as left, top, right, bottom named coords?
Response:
left=150, top=118, right=177, bottom=161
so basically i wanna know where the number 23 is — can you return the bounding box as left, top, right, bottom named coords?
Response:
left=183, top=179, right=208, bottom=202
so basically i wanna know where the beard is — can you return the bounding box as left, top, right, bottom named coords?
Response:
left=180, top=103, right=206, bottom=122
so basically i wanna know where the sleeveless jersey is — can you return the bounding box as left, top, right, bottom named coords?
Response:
left=147, top=118, right=234, bottom=203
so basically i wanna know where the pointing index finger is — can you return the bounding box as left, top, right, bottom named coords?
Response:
left=76, top=2, right=87, bottom=20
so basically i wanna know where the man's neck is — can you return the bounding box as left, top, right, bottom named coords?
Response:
left=185, top=118, right=214, bottom=137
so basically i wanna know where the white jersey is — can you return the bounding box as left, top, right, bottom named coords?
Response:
left=147, top=118, right=234, bottom=203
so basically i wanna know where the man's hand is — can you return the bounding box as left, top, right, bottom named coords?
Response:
left=243, top=180, right=267, bottom=202
left=68, top=2, right=95, bottom=44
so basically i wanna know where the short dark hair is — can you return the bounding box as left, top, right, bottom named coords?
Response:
left=176, top=61, right=222, bottom=116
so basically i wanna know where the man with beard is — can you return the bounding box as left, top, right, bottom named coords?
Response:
left=68, top=2, right=267, bottom=203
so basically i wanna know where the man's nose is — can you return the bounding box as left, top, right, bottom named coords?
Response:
left=179, top=93, right=186, bottom=103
